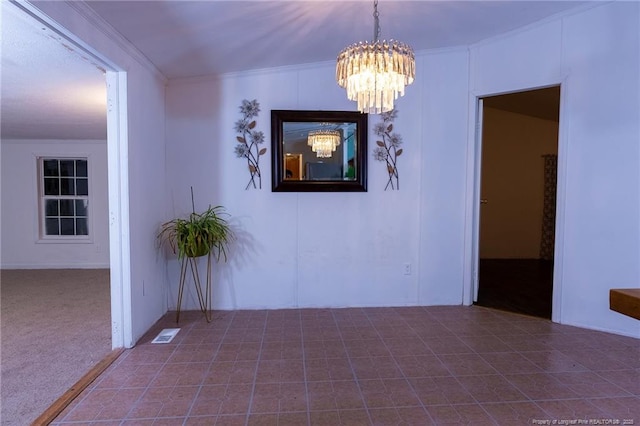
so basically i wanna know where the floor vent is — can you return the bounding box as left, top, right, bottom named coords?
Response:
left=151, top=328, right=180, bottom=344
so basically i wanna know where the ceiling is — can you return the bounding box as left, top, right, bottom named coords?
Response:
left=484, top=86, right=561, bottom=122
left=1, top=1, right=585, bottom=140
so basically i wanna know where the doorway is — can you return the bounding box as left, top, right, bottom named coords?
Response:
left=11, top=1, right=131, bottom=346
left=474, top=86, right=560, bottom=319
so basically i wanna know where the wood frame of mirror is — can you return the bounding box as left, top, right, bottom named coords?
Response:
left=271, top=110, right=368, bottom=192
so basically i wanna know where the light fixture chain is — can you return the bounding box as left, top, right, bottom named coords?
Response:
left=373, top=0, right=380, bottom=42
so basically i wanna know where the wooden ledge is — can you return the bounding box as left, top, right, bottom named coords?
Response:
left=32, top=348, right=124, bottom=426
left=610, top=288, right=640, bottom=320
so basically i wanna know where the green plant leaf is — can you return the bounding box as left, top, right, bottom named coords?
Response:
left=258, top=148, right=267, bottom=156
left=396, top=149, right=403, bottom=157
left=157, top=204, right=234, bottom=261
left=237, top=136, right=246, bottom=144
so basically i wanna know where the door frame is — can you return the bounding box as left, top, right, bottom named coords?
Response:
left=15, top=2, right=132, bottom=347
left=463, top=82, right=569, bottom=324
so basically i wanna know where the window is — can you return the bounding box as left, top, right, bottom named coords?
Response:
left=39, top=158, right=89, bottom=238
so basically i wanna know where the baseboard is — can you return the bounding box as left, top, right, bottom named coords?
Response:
left=0, top=263, right=110, bottom=270
left=31, top=349, right=124, bottom=426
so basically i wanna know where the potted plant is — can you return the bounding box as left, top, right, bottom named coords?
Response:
left=158, top=187, right=233, bottom=322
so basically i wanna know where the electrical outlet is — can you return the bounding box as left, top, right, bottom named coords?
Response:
left=403, top=263, right=411, bottom=275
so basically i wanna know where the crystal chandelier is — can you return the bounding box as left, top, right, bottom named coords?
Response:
left=336, top=0, right=415, bottom=114
left=308, top=128, right=341, bottom=158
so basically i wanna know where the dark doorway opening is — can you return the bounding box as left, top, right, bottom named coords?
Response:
left=475, top=86, right=560, bottom=319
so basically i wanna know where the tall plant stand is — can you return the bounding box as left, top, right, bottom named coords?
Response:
left=176, top=252, right=213, bottom=323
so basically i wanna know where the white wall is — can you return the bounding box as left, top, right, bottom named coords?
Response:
left=0, top=140, right=109, bottom=268
left=166, top=1, right=639, bottom=339
left=165, top=49, right=471, bottom=311
left=469, top=1, right=640, bottom=337
left=31, top=1, right=169, bottom=346
left=480, top=107, right=559, bottom=259
left=29, top=0, right=639, bottom=341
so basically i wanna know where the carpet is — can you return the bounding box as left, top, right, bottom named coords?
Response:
left=0, top=269, right=111, bottom=426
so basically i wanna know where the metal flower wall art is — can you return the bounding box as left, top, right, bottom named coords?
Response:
left=234, top=99, right=266, bottom=189
left=373, top=109, right=403, bottom=190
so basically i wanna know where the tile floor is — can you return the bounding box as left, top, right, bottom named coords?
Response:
left=52, top=306, right=640, bottom=425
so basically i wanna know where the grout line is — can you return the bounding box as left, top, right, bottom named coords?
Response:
left=299, top=309, right=312, bottom=426
left=331, top=308, right=374, bottom=425
left=32, top=348, right=124, bottom=426
left=244, top=311, right=269, bottom=426
left=363, top=308, right=438, bottom=424
left=182, top=311, right=235, bottom=423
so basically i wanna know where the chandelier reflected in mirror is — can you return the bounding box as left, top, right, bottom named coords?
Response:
left=308, top=128, right=341, bottom=158
left=336, top=0, right=415, bottom=114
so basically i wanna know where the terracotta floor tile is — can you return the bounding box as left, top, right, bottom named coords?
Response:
left=424, top=403, right=497, bottom=425
left=504, top=372, right=580, bottom=400
left=456, top=374, right=528, bottom=403
left=251, top=382, right=307, bottom=413
left=185, top=416, right=220, bottom=425
left=121, top=420, right=156, bottom=425
left=422, top=336, right=473, bottom=355
left=536, top=398, right=609, bottom=419
left=274, top=412, right=309, bottom=425
left=213, top=414, right=247, bottom=425
left=255, top=359, right=305, bottom=383
left=550, top=371, right=632, bottom=398
left=358, top=378, right=421, bottom=408
left=150, top=362, right=209, bottom=387
left=337, top=409, right=371, bottom=425
left=410, top=376, right=476, bottom=405
left=586, top=396, right=640, bottom=419
left=597, top=369, right=640, bottom=395
left=246, top=413, right=278, bottom=425
left=479, top=352, right=542, bottom=374
left=560, top=349, right=631, bottom=371
left=53, top=307, right=640, bottom=425
left=350, top=356, right=403, bottom=380
left=188, top=384, right=227, bottom=416
left=482, top=401, right=547, bottom=424
left=168, top=344, right=219, bottom=363
left=522, top=350, right=590, bottom=373
left=438, top=353, right=498, bottom=376
left=303, top=340, right=346, bottom=358
left=307, top=380, right=365, bottom=411
left=309, top=410, right=341, bottom=425
left=205, top=360, right=257, bottom=385
left=458, top=334, right=513, bottom=353
left=344, top=338, right=391, bottom=357
left=394, top=354, right=451, bottom=378
left=305, top=357, right=354, bottom=381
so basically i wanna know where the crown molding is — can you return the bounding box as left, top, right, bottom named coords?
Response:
left=64, top=1, right=167, bottom=84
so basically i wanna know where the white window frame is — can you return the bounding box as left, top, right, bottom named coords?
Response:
left=38, top=156, right=92, bottom=242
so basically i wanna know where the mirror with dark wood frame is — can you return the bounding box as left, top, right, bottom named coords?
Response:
left=271, top=110, right=368, bottom=192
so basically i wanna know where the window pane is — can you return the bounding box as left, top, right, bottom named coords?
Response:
left=76, top=218, right=88, bottom=235
left=76, top=178, right=88, bottom=196
left=60, top=218, right=75, bottom=235
left=60, top=160, right=75, bottom=177
left=45, top=200, right=59, bottom=217
left=60, top=178, right=75, bottom=195
left=76, top=160, right=88, bottom=177
left=46, top=218, right=59, bottom=235
left=43, top=160, right=59, bottom=177
left=75, top=200, right=88, bottom=216
left=60, top=199, right=74, bottom=216
left=44, top=178, right=59, bottom=196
